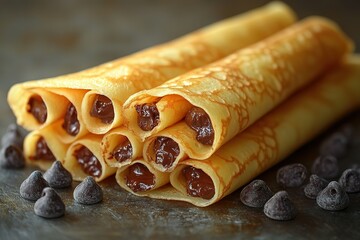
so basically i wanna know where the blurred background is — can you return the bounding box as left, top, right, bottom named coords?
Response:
left=0, top=0, right=359, bottom=130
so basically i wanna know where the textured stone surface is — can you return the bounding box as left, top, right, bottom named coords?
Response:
left=0, top=0, right=359, bottom=239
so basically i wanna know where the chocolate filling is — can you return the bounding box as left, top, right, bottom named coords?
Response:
left=74, top=146, right=102, bottom=178
left=32, top=137, right=56, bottom=161
left=126, top=163, right=155, bottom=192
left=90, top=95, right=114, bottom=124
left=111, top=139, right=133, bottom=163
left=27, top=96, right=47, bottom=124
left=185, top=106, right=214, bottom=145
left=135, top=103, right=159, bottom=131
left=182, top=166, right=215, bottom=200
left=62, top=103, right=80, bottom=136
left=153, top=137, right=180, bottom=169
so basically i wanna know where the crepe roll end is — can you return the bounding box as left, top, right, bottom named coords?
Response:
left=116, top=160, right=170, bottom=195
left=170, top=163, right=219, bottom=206
left=7, top=86, right=68, bottom=130
left=81, top=91, right=122, bottom=135
left=64, top=138, right=116, bottom=182
left=144, top=135, right=189, bottom=172
left=102, top=127, right=143, bottom=168
left=24, top=126, right=68, bottom=170
left=124, top=94, right=192, bottom=141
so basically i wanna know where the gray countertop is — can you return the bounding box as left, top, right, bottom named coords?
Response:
left=0, top=1, right=359, bottom=239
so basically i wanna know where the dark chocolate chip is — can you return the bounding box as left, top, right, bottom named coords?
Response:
left=73, top=176, right=103, bottom=204
left=112, top=139, right=133, bottom=163
left=135, top=103, right=160, bottom=131
left=126, top=163, right=155, bottom=192
left=34, top=187, right=65, bottom=218
left=264, top=191, right=297, bottom=221
left=240, top=179, right=273, bottom=208
left=338, top=169, right=360, bottom=193
left=320, top=133, right=348, bottom=158
left=276, top=163, right=307, bottom=187
left=90, top=95, right=114, bottom=124
left=73, top=146, right=102, bottom=178
left=153, top=137, right=180, bottom=169
left=43, top=160, right=73, bottom=189
left=20, top=170, right=49, bottom=201
left=62, top=103, right=80, bottom=136
left=0, top=145, right=25, bottom=169
left=304, top=174, right=329, bottom=199
left=311, top=155, right=339, bottom=179
left=185, top=106, right=214, bottom=145
left=1, top=124, right=25, bottom=149
left=316, top=181, right=349, bottom=211
left=182, top=166, right=215, bottom=200
left=27, top=96, right=47, bottom=124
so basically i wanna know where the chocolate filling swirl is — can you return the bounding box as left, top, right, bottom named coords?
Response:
left=90, top=95, right=114, bottom=124
left=185, top=106, right=214, bottom=145
left=182, top=166, right=215, bottom=200
left=126, top=163, right=155, bottom=192
left=135, top=103, right=159, bottom=131
left=111, top=139, right=133, bottom=163
left=74, top=146, right=102, bottom=178
left=27, top=96, right=47, bottom=124
left=62, top=103, right=80, bottom=136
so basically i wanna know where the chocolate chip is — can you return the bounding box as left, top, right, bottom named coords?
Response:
left=90, top=95, right=114, bottom=124
left=1, top=124, right=25, bottom=149
left=126, top=163, right=155, bottom=192
left=27, top=96, right=47, bottom=124
left=185, top=106, right=214, bottom=145
left=316, top=181, right=349, bottom=211
left=320, top=133, right=348, bottom=158
left=135, top=103, right=159, bottom=131
left=264, top=191, right=297, bottom=221
left=0, top=145, right=25, bottom=169
left=311, top=155, right=339, bottom=179
left=338, top=169, right=360, bottom=193
left=62, top=103, right=80, bottom=136
left=112, top=139, right=133, bottom=163
left=73, top=176, right=103, bottom=205
left=182, top=166, right=215, bottom=200
left=153, top=137, right=180, bottom=169
left=43, top=160, right=73, bottom=188
left=20, top=170, right=49, bottom=201
left=34, top=187, right=65, bottom=218
left=73, top=146, right=102, bottom=178
left=240, top=179, right=273, bottom=208
left=304, top=174, right=329, bottom=199
left=276, top=163, right=307, bottom=187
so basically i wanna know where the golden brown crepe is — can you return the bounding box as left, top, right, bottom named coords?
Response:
left=8, top=2, right=296, bottom=135
left=127, top=17, right=353, bottom=172
left=24, top=121, right=69, bottom=170
left=121, top=55, right=360, bottom=207
left=116, top=160, right=170, bottom=195
left=63, top=134, right=116, bottom=182
left=101, top=127, right=143, bottom=168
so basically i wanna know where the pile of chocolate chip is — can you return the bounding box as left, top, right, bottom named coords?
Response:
left=240, top=124, right=360, bottom=221
left=0, top=124, right=103, bottom=219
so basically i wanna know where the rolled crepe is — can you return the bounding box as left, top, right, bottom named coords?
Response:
left=132, top=17, right=353, bottom=172
left=101, top=127, right=143, bottom=168
left=129, top=55, right=360, bottom=207
left=8, top=1, right=296, bottom=134
left=24, top=121, right=69, bottom=170
left=116, top=160, right=170, bottom=195
left=63, top=134, right=116, bottom=182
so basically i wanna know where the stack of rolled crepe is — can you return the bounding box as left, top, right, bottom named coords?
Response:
left=8, top=2, right=297, bottom=182
left=114, top=17, right=357, bottom=206
left=7, top=2, right=360, bottom=207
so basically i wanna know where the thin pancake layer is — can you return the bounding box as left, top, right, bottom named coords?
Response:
left=136, top=55, right=360, bottom=206
left=101, top=127, right=143, bottom=168
left=63, top=134, right=116, bottom=182
left=135, top=17, right=352, bottom=172
left=24, top=121, right=69, bottom=170
left=8, top=2, right=296, bottom=133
